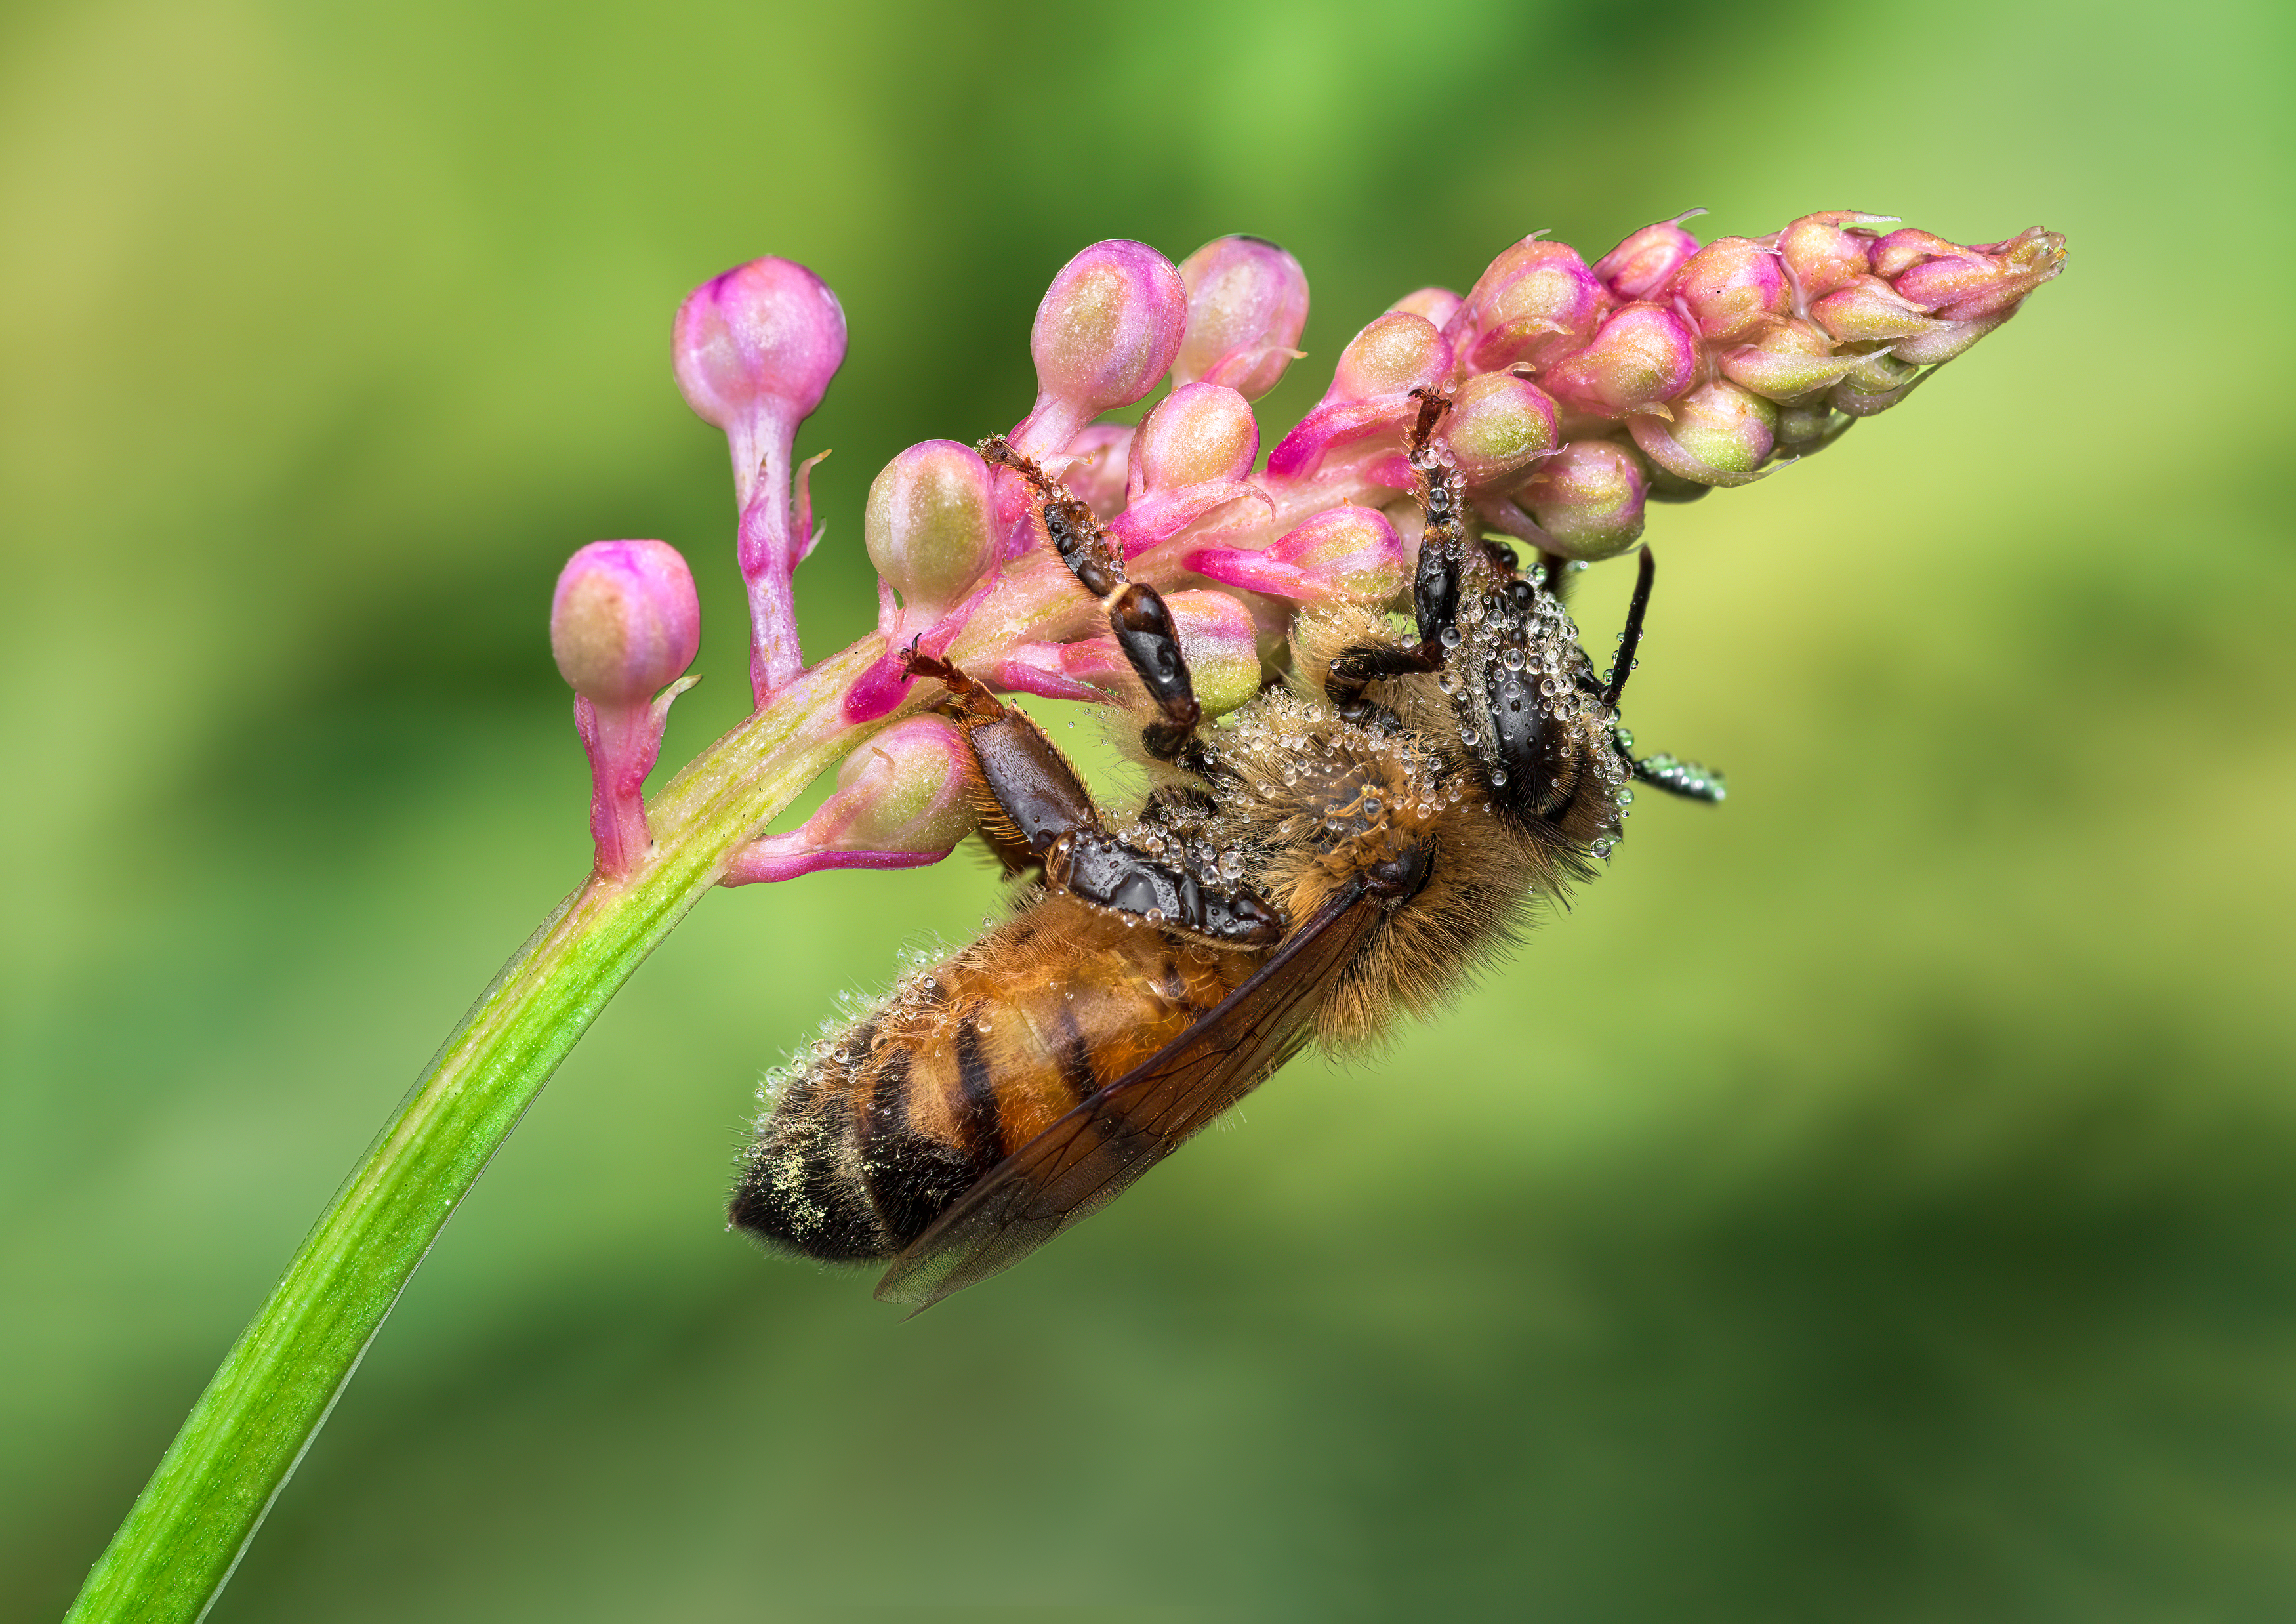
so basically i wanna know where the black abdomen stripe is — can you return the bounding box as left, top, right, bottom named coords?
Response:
left=953, top=1008, right=1006, bottom=1171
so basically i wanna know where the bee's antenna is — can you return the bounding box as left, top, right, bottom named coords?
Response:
left=1601, top=546, right=1655, bottom=710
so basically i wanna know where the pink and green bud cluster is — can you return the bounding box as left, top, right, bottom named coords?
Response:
left=550, top=211, right=2062, bottom=886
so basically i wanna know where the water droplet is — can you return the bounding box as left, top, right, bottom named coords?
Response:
left=1440, top=626, right=1462, bottom=649
left=1616, top=787, right=1635, bottom=806
left=1490, top=767, right=1508, bottom=785
left=1502, top=648, right=1525, bottom=671
left=1591, top=836, right=1616, bottom=859
left=1614, top=726, right=1635, bottom=751
left=1145, top=907, right=1166, bottom=925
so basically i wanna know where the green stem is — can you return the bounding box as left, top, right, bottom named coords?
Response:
left=65, top=636, right=893, bottom=1624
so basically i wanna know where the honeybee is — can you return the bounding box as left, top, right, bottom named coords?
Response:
left=731, top=393, right=1724, bottom=1309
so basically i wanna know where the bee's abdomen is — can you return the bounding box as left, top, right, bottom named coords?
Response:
left=731, top=915, right=1247, bottom=1264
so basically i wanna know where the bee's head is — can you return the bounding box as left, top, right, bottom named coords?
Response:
left=1447, top=552, right=1649, bottom=853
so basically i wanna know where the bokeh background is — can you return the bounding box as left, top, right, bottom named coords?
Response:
left=5, top=0, right=2291, bottom=1617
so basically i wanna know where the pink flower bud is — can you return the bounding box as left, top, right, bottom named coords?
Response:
left=1807, top=276, right=1944, bottom=344
left=1062, top=589, right=1262, bottom=718
left=1667, top=236, right=1790, bottom=346
left=1439, top=371, right=1559, bottom=486
left=1892, top=226, right=2068, bottom=323
left=1056, top=424, right=1133, bottom=519
left=1171, top=235, right=1311, bottom=401
left=1388, top=287, right=1464, bottom=327
left=1128, top=383, right=1259, bottom=495
left=1186, top=505, right=1405, bottom=604
left=1627, top=381, right=1779, bottom=487
left=672, top=258, right=848, bottom=510
left=1541, top=303, right=1700, bottom=417
left=1773, top=211, right=1893, bottom=301
left=1448, top=238, right=1608, bottom=375
left=1593, top=217, right=1701, bottom=301
left=550, top=540, right=701, bottom=705
left=1328, top=311, right=1448, bottom=402
left=1717, top=318, right=1864, bottom=401
left=1016, top=240, right=1188, bottom=455
left=550, top=539, right=701, bottom=880
left=863, top=440, right=998, bottom=623
left=1519, top=438, right=1649, bottom=560
left=723, top=716, right=977, bottom=885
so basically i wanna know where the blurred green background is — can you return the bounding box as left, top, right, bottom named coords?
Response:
left=3, top=0, right=2291, bottom=1617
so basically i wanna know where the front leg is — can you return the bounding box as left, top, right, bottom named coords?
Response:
left=1326, top=388, right=1465, bottom=718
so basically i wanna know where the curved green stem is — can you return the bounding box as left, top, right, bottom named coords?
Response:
left=65, top=636, right=895, bottom=1624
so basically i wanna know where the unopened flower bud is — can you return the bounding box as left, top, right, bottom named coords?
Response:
left=1542, top=303, right=1700, bottom=417
left=1186, top=505, right=1405, bottom=604
left=1388, top=287, right=1464, bottom=327
left=1628, top=381, right=1779, bottom=487
left=1593, top=217, right=1700, bottom=301
left=1718, top=318, right=1864, bottom=400
left=1668, top=236, right=1790, bottom=346
left=724, top=717, right=975, bottom=885
left=1519, top=438, right=1649, bottom=560
left=673, top=258, right=848, bottom=509
left=1439, top=371, right=1559, bottom=486
left=1018, top=240, right=1188, bottom=454
left=552, top=539, right=701, bottom=879
left=551, top=540, right=701, bottom=705
left=1807, top=276, right=1943, bottom=344
left=1890, top=225, right=2068, bottom=323
left=1130, top=383, right=1258, bottom=494
left=1328, top=311, right=1448, bottom=401
left=1063, top=589, right=1261, bottom=719
left=864, top=440, right=998, bottom=622
left=1171, top=236, right=1310, bottom=400
left=1448, top=238, right=1607, bottom=374
left=1773, top=211, right=1893, bottom=300
left=1057, top=424, right=1133, bottom=519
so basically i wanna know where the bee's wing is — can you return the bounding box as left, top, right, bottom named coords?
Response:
left=875, top=885, right=1382, bottom=1312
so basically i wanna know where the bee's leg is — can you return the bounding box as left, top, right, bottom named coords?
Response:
left=901, top=648, right=1101, bottom=869
left=1044, top=830, right=1285, bottom=947
left=1324, top=510, right=1462, bottom=717
left=981, top=435, right=1200, bottom=762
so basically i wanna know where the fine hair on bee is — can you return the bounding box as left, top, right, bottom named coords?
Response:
left=730, top=390, right=1727, bottom=1310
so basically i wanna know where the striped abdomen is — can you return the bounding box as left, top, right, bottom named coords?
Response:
left=730, top=897, right=1256, bottom=1263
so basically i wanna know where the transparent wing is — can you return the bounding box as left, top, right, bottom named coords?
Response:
left=875, top=886, right=1380, bottom=1312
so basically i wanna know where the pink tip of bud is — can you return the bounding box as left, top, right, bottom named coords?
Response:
left=1129, top=383, right=1259, bottom=497
left=864, top=440, right=999, bottom=623
left=1449, top=238, right=1607, bottom=375
left=1541, top=303, right=1700, bottom=417
left=1439, top=371, right=1560, bottom=486
left=1188, top=505, right=1404, bottom=605
left=1388, top=286, right=1464, bottom=327
left=1171, top=235, right=1311, bottom=401
left=1022, top=240, right=1188, bottom=450
left=1774, top=211, right=1895, bottom=301
left=672, top=257, right=848, bottom=440
left=1593, top=217, right=1702, bottom=302
left=1519, top=438, right=1649, bottom=561
left=550, top=540, right=701, bottom=706
left=1326, top=311, right=1448, bottom=403
left=1668, top=236, right=1790, bottom=346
